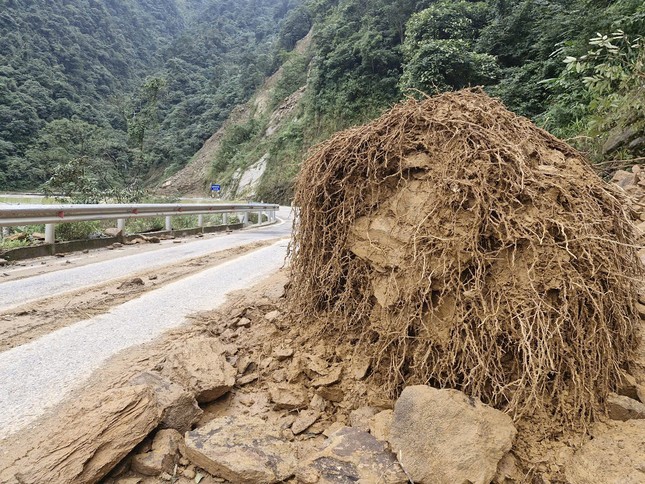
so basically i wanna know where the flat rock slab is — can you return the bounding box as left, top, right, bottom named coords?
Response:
left=184, top=415, right=297, bottom=483
left=566, top=420, right=645, bottom=484
left=161, top=335, right=236, bottom=403
left=389, top=386, right=516, bottom=484
left=0, top=385, right=160, bottom=484
left=297, top=426, right=407, bottom=483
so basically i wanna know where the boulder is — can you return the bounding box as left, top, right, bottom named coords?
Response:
left=566, top=420, right=645, bottom=484
left=131, top=429, right=184, bottom=476
left=130, top=372, right=202, bottom=433
left=389, top=386, right=516, bottom=484
left=184, top=415, right=297, bottom=483
left=607, top=393, right=645, bottom=421
left=296, top=427, right=407, bottom=484
left=161, top=336, right=236, bottom=403
left=0, top=386, right=160, bottom=484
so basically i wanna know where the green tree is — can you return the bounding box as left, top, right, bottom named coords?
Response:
left=399, top=1, right=499, bottom=95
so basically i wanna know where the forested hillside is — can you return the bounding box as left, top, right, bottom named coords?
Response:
left=1, top=0, right=643, bottom=201
left=0, top=0, right=299, bottom=196
left=205, top=0, right=644, bottom=203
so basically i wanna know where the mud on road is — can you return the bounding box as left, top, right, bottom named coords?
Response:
left=0, top=240, right=274, bottom=352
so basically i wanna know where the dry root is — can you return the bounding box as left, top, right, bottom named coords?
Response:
left=288, top=89, right=642, bottom=426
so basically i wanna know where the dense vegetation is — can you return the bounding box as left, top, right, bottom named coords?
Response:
left=209, top=0, right=643, bottom=203
left=1, top=0, right=642, bottom=202
left=0, top=0, right=300, bottom=195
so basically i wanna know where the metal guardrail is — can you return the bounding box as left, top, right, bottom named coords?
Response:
left=0, top=203, right=280, bottom=244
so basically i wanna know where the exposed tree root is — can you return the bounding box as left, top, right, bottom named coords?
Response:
left=287, top=89, right=642, bottom=428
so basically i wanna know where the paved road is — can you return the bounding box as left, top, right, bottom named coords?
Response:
left=0, top=207, right=293, bottom=311
left=0, top=208, right=292, bottom=439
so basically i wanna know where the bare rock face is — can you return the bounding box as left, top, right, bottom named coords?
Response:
left=0, top=386, right=160, bottom=484
left=161, top=336, right=236, bottom=403
left=566, top=420, right=645, bottom=484
left=389, top=386, right=516, bottom=484
left=184, top=416, right=297, bottom=483
left=607, top=393, right=645, bottom=421
left=297, top=427, right=408, bottom=484
left=130, top=371, right=202, bottom=433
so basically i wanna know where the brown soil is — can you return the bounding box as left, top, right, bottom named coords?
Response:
left=0, top=240, right=273, bottom=352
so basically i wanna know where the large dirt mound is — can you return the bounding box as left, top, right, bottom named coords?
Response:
left=288, top=89, right=642, bottom=424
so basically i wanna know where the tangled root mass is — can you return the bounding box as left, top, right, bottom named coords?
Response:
left=288, top=90, right=642, bottom=424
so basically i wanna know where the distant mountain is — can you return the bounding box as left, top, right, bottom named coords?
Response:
left=0, top=0, right=300, bottom=190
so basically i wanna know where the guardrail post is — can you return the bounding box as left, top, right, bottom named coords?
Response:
left=117, top=218, right=125, bottom=233
left=223, top=213, right=229, bottom=226
left=243, top=211, right=249, bottom=226
left=45, top=223, right=55, bottom=244
left=198, top=214, right=204, bottom=228
left=165, top=216, right=172, bottom=231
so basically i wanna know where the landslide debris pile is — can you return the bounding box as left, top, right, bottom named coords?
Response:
left=289, top=89, right=642, bottom=423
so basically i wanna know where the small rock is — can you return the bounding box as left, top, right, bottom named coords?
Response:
left=185, top=415, right=297, bottom=483
left=309, top=394, right=327, bottom=412
left=493, top=453, right=524, bottom=484
left=292, top=411, right=321, bottom=435
left=159, top=471, right=172, bottom=481
left=389, top=386, right=516, bottom=484
left=323, top=421, right=346, bottom=437
left=149, top=275, right=158, bottom=281
left=236, top=355, right=255, bottom=374
left=173, top=240, right=182, bottom=244
left=607, top=393, right=645, bottom=421
left=269, top=384, right=308, bottom=410
left=161, top=336, right=236, bottom=403
left=297, top=427, right=407, bottom=484
left=130, top=372, right=202, bottom=433
left=55, top=253, right=66, bottom=257
left=264, top=310, right=281, bottom=323
left=237, top=373, right=259, bottom=386
left=617, top=373, right=641, bottom=401
left=104, top=228, right=123, bottom=238
left=368, top=410, right=393, bottom=442
left=311, top=366, right=343, bottom=387
left=272, top=346, right=294, bottom=361
left=82, top=249, right=89, bottom=254
left=182, top=466, right=196, bottom=479
left=118, top=278, right=145, bottom=290
left=316, top=385, right=344, bottom=403
left=351, top=357, right=371, bottom=380
left=349, top=406, right=379, bottom=431
left=113, top=242, right=123, bottom=248
left=236, top=317, right=251, bottom=328
left=0, top=258, right=8, bottom=266
left=131, top=429, right=183, bottom=476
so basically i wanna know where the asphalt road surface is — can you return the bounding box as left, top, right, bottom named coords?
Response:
left=0, top=207, right=292, bottom=440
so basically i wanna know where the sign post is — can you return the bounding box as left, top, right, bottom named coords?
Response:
left=210, top=183, right=221, bottom=198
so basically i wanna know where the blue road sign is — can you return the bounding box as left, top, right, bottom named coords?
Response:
left=211, top=184, right=221, bottom=192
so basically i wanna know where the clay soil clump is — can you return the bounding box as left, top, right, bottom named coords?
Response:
left=288, top=89, right=642, bottom=426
